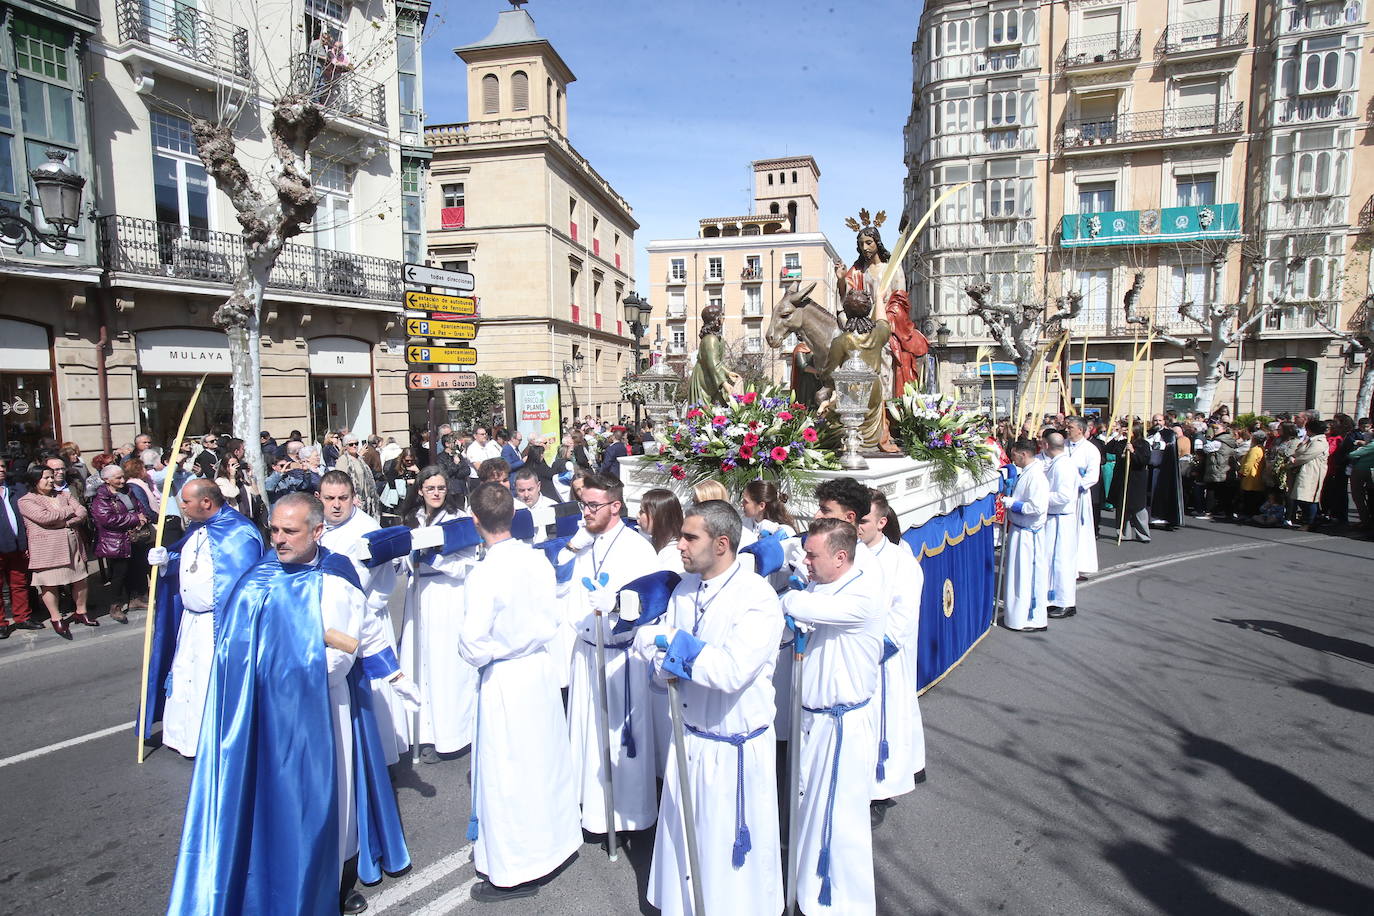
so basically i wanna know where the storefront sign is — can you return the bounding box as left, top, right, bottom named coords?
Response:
left=405, top=318, right=477, bottom=341
left=404, top=291, right=479, bottom=316
left=136, top=329, right=231, bottom=374
left=308, top=336, right=372, bottom=377
left=406, top=345, right=477, bottom=366
left=407, top=371, right=478, bottom=390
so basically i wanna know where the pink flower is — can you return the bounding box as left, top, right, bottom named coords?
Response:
left=802, top=427, right=819, bottom=443
left=771, top=446, right=790, bottom=462
left=777, top=411, right=794, bottom=421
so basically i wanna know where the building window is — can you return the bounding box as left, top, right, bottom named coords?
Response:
left=311, top=159, right=351, bottom=252
left=482, top=73, right=499, bottom=115
left=707, top=256, right=723, bottom=280
left=1077, top=182, right=1116, bottom=213
left=1175, top=173, right=1217, bottom=207
left=151, top=112, right=210, bottom=233
left=397, top=14, right=421, bottom=135
left=402, top=160, right=423, bottom=264
left=670, top=257, right=686, bottom=281
left=512, top=70, right=529, bottom=111
left=441, top=182, right=464, bottom=229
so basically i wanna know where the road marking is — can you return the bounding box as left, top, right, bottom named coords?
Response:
left=1081, top=534, right=1325, bottom=589
left=0, top=720, right=133, bottom=770
left=368, top=844, right=473, bottom=914
left=0, top=615, right=147, bottom=668
left=407, top=875, right=480, bottom=914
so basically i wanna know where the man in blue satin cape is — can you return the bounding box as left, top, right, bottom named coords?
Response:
left=166, top=493, right=410, bottom=916
left=142, top=479, right=265, bottom=757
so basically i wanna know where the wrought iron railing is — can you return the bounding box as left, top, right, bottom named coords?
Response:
left=1060, top=103, right=1244, bottom=149
left=115, top=0, right=249, bottom=78
left=289, top=52, right=386, bottom=128
left=1157, top=14, right=1249, bottom=55
left=97, top=215, right=402, bottom=302
left=1057, top=31, right=1142, bottom=70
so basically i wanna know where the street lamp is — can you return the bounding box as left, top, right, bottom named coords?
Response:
left=1, top=150, right=86, bottom=252
left=621, top=291, right=652, bottom=425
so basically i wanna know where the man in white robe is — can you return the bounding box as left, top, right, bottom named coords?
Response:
left=1004, top=439, right=1049, bottom=632
left=563, top=473, right=661, bottom=833
left=780, top=518, right=884, bottom=916
left=1065, top=417, right=1101, bottom=576
left=319, top=470, right=410, bottom=764
left=1042, top=432, right=1081, bottom=620
left=857, top=489, right=925, bottom=823
left=459, top=483, right=581, bottom=902
left=635, top=500, right=784, bottom=916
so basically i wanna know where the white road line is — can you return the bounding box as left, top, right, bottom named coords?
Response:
left=407, top=875, right=480, bottom=915
left=0, top=720, right=134, bottom=770
left=368, top=844, right=473, bottom=914
left=1081, top=534, right=1324, bottom=589
left=0, top=616, right=147, bottom=668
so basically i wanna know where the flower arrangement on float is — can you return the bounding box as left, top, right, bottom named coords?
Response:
left=655, top=385, right=840, bottom=494
left=885, top=383, right=996, bottom=484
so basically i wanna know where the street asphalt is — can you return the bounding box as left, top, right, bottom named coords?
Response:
left=0, top=518, right=1370, bottom=915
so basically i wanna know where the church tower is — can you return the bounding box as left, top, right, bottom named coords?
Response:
left=455, top=3, right=576, bottom=133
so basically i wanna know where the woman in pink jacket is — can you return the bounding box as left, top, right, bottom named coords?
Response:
left=17, top=465, right=93, bottom=639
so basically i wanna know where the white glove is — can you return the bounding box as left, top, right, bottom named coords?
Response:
left=147, top=546, right=169, bottom=567
left=566, top=525, right=595, bottom=552
left=617, top=589, right=641, bottom=622
left=389, top=673, right=422, bottom=712
left=410, top=526, right=445, bottom=550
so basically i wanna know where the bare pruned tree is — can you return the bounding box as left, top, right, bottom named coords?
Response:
left=964, top=282, right=1082, bottom=419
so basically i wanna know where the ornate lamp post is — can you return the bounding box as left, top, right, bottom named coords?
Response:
left=621, top=291, right=652, bottom=425
left=1, top=150, right=86, bottom=252
left=831, top=349, right=878, bottom=471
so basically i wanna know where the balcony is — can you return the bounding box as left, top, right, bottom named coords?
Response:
left=1060, top=203, right=1242, bottom=248
left=1057, top=31, right=1142, bottom=72
left=97, top=215, right=401, bottom=303
left=289, top=52, right=386, bottom=132
left=1270, top=92, right=1358, bottom=126
left=1278, top=2, right=1363, bottom=37
left=113, top=0, right=249, bottom=89
left=1059, top=104, right=1244, bottom=152
left=1157, top=14, right=1249, bottom=57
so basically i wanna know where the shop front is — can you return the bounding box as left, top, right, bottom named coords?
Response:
left=308, top=336, right=374, bottom=439
left=0, top=318, right=58, bottom=461
left=135, top=329, right=233, bottom=446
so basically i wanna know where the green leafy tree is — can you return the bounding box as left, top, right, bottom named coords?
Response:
left=449, top=374, right=504, bottom=428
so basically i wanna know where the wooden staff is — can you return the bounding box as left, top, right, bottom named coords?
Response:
left=136, top=374, right=208, bottom=764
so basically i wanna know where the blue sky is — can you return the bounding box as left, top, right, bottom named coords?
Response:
left=420, top=0, right=920, bottom=295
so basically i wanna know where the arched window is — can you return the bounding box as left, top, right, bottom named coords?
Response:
left=482, top=73, right=499, bottom=115
left=512, top=71, right=529, bottom=111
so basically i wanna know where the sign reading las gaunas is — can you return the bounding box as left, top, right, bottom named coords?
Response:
left=406, top=345, right=478, bottom=366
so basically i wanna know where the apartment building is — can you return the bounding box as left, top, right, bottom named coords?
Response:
left=905, top=0, right=1372, bottom=418
left=424, top=5, right=637, bottom=424
left=646, top=156, right=840, bottom=386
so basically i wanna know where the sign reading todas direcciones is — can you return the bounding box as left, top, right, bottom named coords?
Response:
left=407, top=371, right=479, bottom=391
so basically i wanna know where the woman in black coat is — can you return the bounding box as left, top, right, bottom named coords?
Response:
left=1107, top=421, right=1152, bottom=542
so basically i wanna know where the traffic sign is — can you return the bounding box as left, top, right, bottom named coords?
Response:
left=405, top=291, right=478, bottom=315
left=405, top=318, right=477, bottom=340
left=404, top=263, right=475, bottom=292
left=407, top=371, right=479, bottom=391
left=407, top=345, right=477, bottom=366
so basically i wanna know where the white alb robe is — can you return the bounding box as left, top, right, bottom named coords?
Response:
left=1044, top=453, right=1080, bottom=611
left=565, top=519, right=662, bottom=833
left=1004, top=462, right=1049, bottom=631
left=162, top=527, right=216, bottom=757
left=399, top=509, right=479, bottom=754
left=781, top=565, right=885, bottom=916
left=867, top=536, right=925, bottom=799
left=1066, top=438, right=1100, bottom=574
left=459, top=538, right=581, bottom=888
left=322, top=507, right=409, bottom=763
left=640, top=561, right=785, bottom=916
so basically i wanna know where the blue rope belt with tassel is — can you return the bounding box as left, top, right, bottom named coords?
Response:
left=684, top=722, right=770, bottom=868
left=802, top=696, right=871, bottom=906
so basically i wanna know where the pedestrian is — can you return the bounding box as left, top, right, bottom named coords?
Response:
left=633, top=500, right=784, bottom=916
left=1003, top=438, right=1050, bottom=631
left=562, top=472, right=661, bottom=835
left=1290, top=418, right=1329, bottom=530
left=91, top=463, right=155, bottom=623
left=1107, top=422, right=1152, bottom=542
left=335, top=435, right=381, bottom=520
left=17, top=464, right=91, bottom=638
left=0, top=457, right=33, bottom=639
left=142, top=479, right=265, bottom=757
left=398, top=467, right=481, bottom=762
left=1042, top=431, right=1080, bottom=620
left=459, top=482, right=582, bottom=903
left=780, top=517, right=885, bottom=914
left=164, top=493, right=410, bottom=916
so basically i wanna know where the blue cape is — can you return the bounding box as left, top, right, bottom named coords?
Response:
left=166, top=548, right=409, bottom=916
left=142, top=505, right=265, bottom=738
